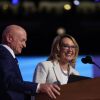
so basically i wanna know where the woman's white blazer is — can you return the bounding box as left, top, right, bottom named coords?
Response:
left=33, top=60, right=79, bottom=84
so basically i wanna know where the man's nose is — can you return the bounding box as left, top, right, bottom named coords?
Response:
left=23, top=43, right=26, bottom=48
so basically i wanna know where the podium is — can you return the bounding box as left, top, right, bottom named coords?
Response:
left=35, top=76, right=100, bottom=100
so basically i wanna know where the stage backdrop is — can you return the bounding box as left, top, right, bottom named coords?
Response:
left=17, top=55, right=100, bottom=81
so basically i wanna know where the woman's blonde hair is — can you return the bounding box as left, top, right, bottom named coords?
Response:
left=48, top=34, right=79, bottom=68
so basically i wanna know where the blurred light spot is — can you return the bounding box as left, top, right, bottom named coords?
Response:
left=64, top=4, right=71, bottom=10
left=12, top=0, right=19, bottom=5
left=3, top=4, right=9, bottom=10
left=73, top=0, right=80, bottom=6
left=57, top=27, right=66, bottom=35
left=95, top=0, right=100, bottom=2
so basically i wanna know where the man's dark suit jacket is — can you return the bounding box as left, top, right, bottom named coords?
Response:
left=0, top=45, right=38, bottom=100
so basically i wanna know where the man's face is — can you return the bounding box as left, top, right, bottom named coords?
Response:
left=10, top=29, right=27, bottom=54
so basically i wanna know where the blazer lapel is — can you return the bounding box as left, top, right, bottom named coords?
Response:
left=53, top=61, right=62, bottom=84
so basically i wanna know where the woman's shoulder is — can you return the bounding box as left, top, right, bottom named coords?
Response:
left=39, top=60, right=53, bottom=65
left=70, top=66, right=80, bottom=75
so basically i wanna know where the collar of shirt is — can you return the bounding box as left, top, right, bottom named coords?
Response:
left=2, top=44, right=16, bottom=58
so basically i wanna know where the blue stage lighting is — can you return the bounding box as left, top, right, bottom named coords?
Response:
left=12, top=0, right=19, bottom=5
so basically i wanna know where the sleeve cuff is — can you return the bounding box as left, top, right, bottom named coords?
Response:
left=36, top=83, right=40, bottom=93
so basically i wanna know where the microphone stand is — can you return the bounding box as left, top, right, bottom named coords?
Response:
left=93, top=61, right=100, bottom=70
left=81, top=55, right=100, bottom=70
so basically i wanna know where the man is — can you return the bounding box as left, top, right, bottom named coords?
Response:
left=0, top=25, right=60, bottom=100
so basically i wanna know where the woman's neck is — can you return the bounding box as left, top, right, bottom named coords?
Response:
left=59, top=60, right=69, bottom=71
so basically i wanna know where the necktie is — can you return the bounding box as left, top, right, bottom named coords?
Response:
left=15, top=58, right=18, bottom=64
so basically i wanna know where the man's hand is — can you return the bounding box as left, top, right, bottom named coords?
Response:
left=39, top=83, right=60, bottom=99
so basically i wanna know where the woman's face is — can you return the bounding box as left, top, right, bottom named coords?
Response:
left=60, top=37, right=76, bottom=62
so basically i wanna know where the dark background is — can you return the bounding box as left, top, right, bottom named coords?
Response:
left=0, top=0, right=100, bottom=56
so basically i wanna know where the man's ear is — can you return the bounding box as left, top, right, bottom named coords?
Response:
left=6, top=34, right=13, bottom=43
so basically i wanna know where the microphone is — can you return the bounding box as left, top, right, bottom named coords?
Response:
left=81, top=55, right=100, bottom=69
left=81, top=56, right=94, bottom=64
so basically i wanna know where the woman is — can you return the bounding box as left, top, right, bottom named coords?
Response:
left=33, top=34, right=79, bottom=85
